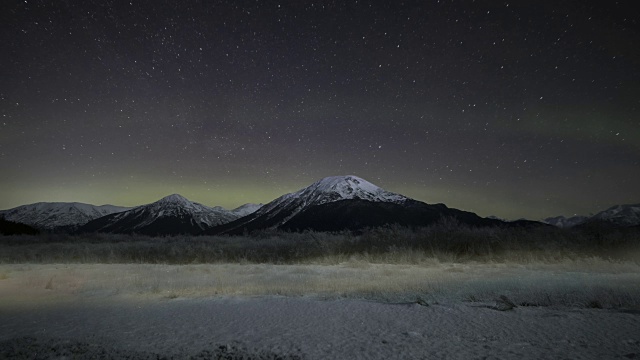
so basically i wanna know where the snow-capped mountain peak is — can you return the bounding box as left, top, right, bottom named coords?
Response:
left=159, top=193, right=189, bottom=202
left=133, top=194, right=233, bottom=223
left=249, top=175, right=408, bottom=226
left=79, top=194, right=244, bottom=235
left=209, top=175, right=515, bottom=235
left=285, top=175, right=406, bottom=207
left=151, top=194, right=197, bottom=209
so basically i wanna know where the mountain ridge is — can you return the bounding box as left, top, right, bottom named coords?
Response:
left=207, top=175, right=541, bottom=235
left=3, top=176, right=637, bottom=236
left=0, top=202, right=131, bottom=230
left=248, top=175, right=408, bottom=227
left=544, top=203, right=640, bottom=228
left=78, top=194, right=255, bottom=235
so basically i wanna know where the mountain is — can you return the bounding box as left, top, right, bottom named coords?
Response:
left=2, top=176, right=552, bottom=236
left=0, top=202, right=130, bottom=230
left=231, top=203, right=263, bottom=217
left=543, top=215, right=589, bottom=228
left=589, top=204, right=640, bottom=227
left=78, top=194, right=244, bottom=235
left=208, top=175, right=523, bottom=234
left=544, top=204, right=640, bottom=228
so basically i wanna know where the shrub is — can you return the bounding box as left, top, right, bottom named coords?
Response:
left=0, top=222, right=638, bottom=264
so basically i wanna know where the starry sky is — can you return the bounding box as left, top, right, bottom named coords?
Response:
left=1, top=0, right=639, bottom=220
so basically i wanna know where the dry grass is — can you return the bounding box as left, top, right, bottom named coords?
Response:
left=1, top=222, right=638, bottom=265
left=2, top=259, right=639, bottom=309
left=2, top=224, right=638, bottom=309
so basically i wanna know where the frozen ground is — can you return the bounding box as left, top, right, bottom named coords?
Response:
left=1, top=262, right=640, bottom=359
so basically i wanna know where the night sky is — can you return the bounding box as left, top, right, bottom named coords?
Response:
left=1, top=1, right=639, bottom=220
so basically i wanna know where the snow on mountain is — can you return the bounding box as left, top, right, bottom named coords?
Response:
left=297, top=175, right=407, bottom=204
left=543, top=215, right=589, bottom=228
left=140, top=194, right=232, bottom=225
left=0, top=202, right=130, bottom=229
left=79, top=194, right=241, bottom=235
left=208, top=175, right=521, bottom=234
left=544, top=204, right=640, bottom=228
left=208, top=175, right=411, bottom=233
left=255, top=175, right=408, bottom=222
left=231, top=203, right=263, bottom=217
left=590, top=204, right=640, bottom=227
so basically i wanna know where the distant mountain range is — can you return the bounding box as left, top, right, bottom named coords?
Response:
left=0, top=202, right=131, bottom=230
left=543, top=204, right=640, bottom=228
left=1, top=175, right=638, bottom=235
left=78, top=194, right=261, bottom=235
left=542, top=215, right=590, bottom=229
left=208, top=175, right=535, bottom=234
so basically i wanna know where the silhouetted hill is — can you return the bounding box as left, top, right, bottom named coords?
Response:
left=0, top=217, right=40, bottom=235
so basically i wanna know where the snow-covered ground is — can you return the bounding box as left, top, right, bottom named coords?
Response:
left=1, top=262, right=639, bottom=359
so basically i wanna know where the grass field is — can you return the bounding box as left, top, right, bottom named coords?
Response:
left=1, top=223, right=639, bottom=264
left=2, top=259, right=639, bottom=310
left=1, top=224, right=639, bottom=309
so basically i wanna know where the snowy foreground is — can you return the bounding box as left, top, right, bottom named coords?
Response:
left=1, top=263, right=640, bottom=359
